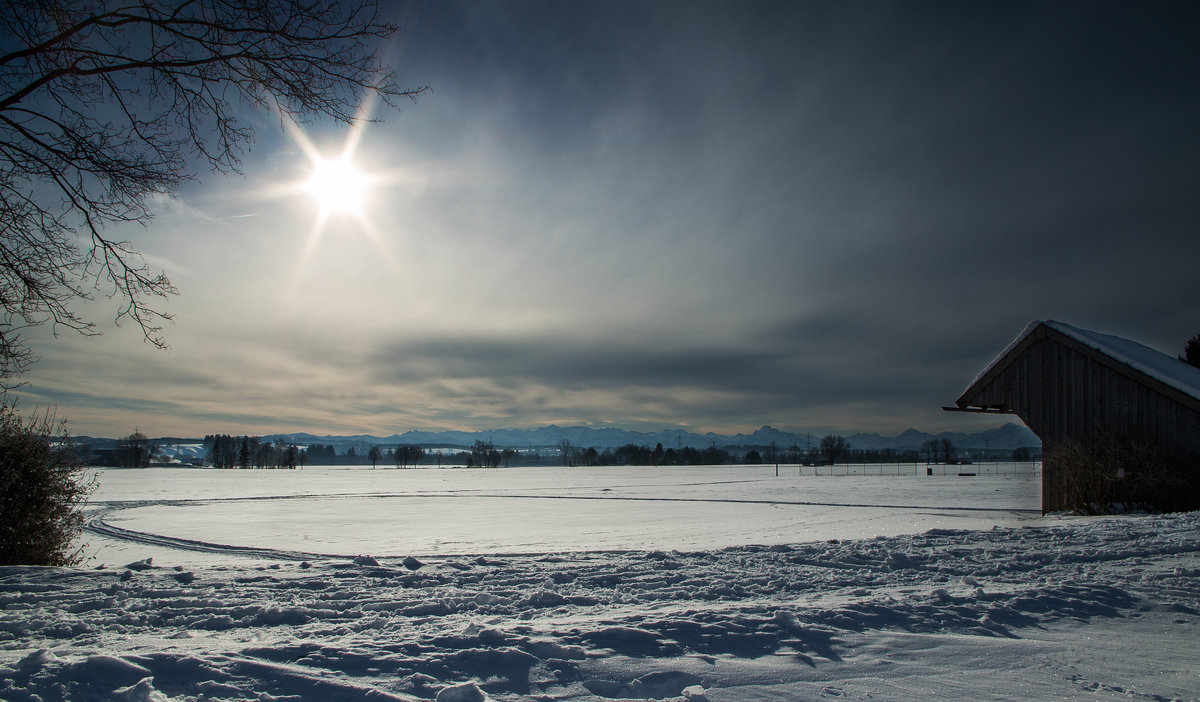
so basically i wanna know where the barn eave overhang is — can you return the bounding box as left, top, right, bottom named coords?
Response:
left=951, top=321, right=1200, bottom=416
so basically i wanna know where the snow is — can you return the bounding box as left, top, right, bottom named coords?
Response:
left=3, top=465, right=1199, bottom=701
left=1044, top=320, right=1200, bottom=401
left=85, top=465, right=1044, bottom=564
left=965, top=319, right=1200, bottom=403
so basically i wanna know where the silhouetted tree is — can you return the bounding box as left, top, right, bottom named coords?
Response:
left=0, top=0, right=427, bottom=385
left=1181, top=334, right=1200, bottom=369
left=612, top=444, right=651, bottom=465
left=395, top=445, right=423, bottom=468
left=118, top=431, right=154, bottom=467
left=367, top=446, right=381, bottom=469
left=204, top=434, right=238, bottom=469
left=820, top=435, right=850, bottom=464
left=470, top=440, right=500, bottom=468
left=939, top=438, right=957, bottom=464
left=745, top=449, right=763, bottom=464
left=306, top=444, right=336, bottom=465
left=0, top=403, right=95, bottom=565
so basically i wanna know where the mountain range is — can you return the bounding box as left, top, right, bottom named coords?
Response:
left=256, top=422, right=1040, bottom=453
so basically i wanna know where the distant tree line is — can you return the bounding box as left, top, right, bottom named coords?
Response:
left=115, top=432, right=156, bottom=468
left=554, top=440, right=737, bottom=467
left=204, top=435, right=300, bottom=469
left=920, top=439, right=958, bottom=464
left=204, top=438, right=429, bottom=468
left=191, top=433, right=1034, bottom=469
left=82, top=431, right=157, bottom=467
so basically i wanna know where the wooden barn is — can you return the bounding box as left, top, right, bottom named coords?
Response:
left=948, top=320, right=1200, bottom=512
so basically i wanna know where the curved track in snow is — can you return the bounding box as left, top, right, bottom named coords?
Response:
left=86, top=491, right=1041, bottom=561
left=86, top=507, right=350, bottom=561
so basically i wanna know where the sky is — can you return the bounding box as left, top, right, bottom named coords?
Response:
left=15, top=0, right=1200, bottom=439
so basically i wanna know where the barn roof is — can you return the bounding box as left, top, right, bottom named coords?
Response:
left=961, top=320, right=1200, bottom=406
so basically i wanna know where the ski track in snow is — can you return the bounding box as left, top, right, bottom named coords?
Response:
left=83, top=491, right=1042, bottom=563
left=3, top=512, right=1199, bottom=701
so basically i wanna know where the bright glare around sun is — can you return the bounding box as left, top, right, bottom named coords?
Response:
left=305, top=156, right=370, bottom=215
left=274, top=103, right=402, bottom=291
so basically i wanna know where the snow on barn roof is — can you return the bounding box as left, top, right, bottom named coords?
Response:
left=965, top=320, right=1200, bottom=403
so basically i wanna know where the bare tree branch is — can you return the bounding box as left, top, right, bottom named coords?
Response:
left=0, top=0, right=427, bottom=385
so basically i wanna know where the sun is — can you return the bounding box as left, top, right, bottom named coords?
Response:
left=273, top=103, right=403, bottom=291
left=305, top=155, right=370, bottom=215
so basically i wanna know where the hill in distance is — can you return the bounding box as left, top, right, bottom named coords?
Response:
left=260, top=422, right=1040, bottom=453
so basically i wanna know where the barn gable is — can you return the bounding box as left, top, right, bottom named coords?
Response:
left=951, top=320, right=1200, bottom=511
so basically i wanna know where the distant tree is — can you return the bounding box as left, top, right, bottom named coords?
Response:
left=310, top=445, right=336, bottom=465
left=0, top=403, right=95, bottom=565
left=118, top=431, right=154, bottom=467
left=939, top=439, right=957, bottom=464
left=764, top=441, right=779, bottom=464
left=1011, top=447, right=1032, bottom=462
left=745, top=449, right=763, bottom=464
left=613, top=443, right=651, bottom=465
left=252, top=439, right=273, bottom=468
left=701, top=445, right=730, bottom=465
left=920, top=439, right=939, bottom=463
left=502, top=448, right=517, bottom=468
left=238, top=437, right=251, bottom=469
left=1181, top=334, right=1200, bottom=369
left=393, top=445, right=422, bottom=468
left=650, top=443, right=665, bottom=466
left=558, top=438, right=573, bottom=467
left=367, top=445, right=381, bottom=469
left=205, top=434, right=238, bottom=469
left=819, top=435, right=850, bottom=465
left=470, top=440, right=500, bottom=468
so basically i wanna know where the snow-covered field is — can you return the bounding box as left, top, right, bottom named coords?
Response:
left=2, top=465, right=1198, bottom=701
left=83, top=464, right=1045, bottom=564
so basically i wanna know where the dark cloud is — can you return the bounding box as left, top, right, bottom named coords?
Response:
left=283, top=0, right=1200, bottom=431
left=21, top=1, right=1200, bottom=436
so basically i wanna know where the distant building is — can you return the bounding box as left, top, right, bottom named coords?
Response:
left=948, top=320, right=1200, bottom=512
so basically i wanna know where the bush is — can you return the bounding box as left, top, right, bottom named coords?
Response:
left=1046, top=430, right=1199, bottom=514
left=0, top=404, right=95, bottom=566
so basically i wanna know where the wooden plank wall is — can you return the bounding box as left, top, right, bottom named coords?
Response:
left=966, top=336, right=1200, bottom=451
left=961, top=332, right=1200, bottom=511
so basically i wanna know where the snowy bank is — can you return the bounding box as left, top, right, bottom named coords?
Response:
left=2, top=512, right=1198, bottom=701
